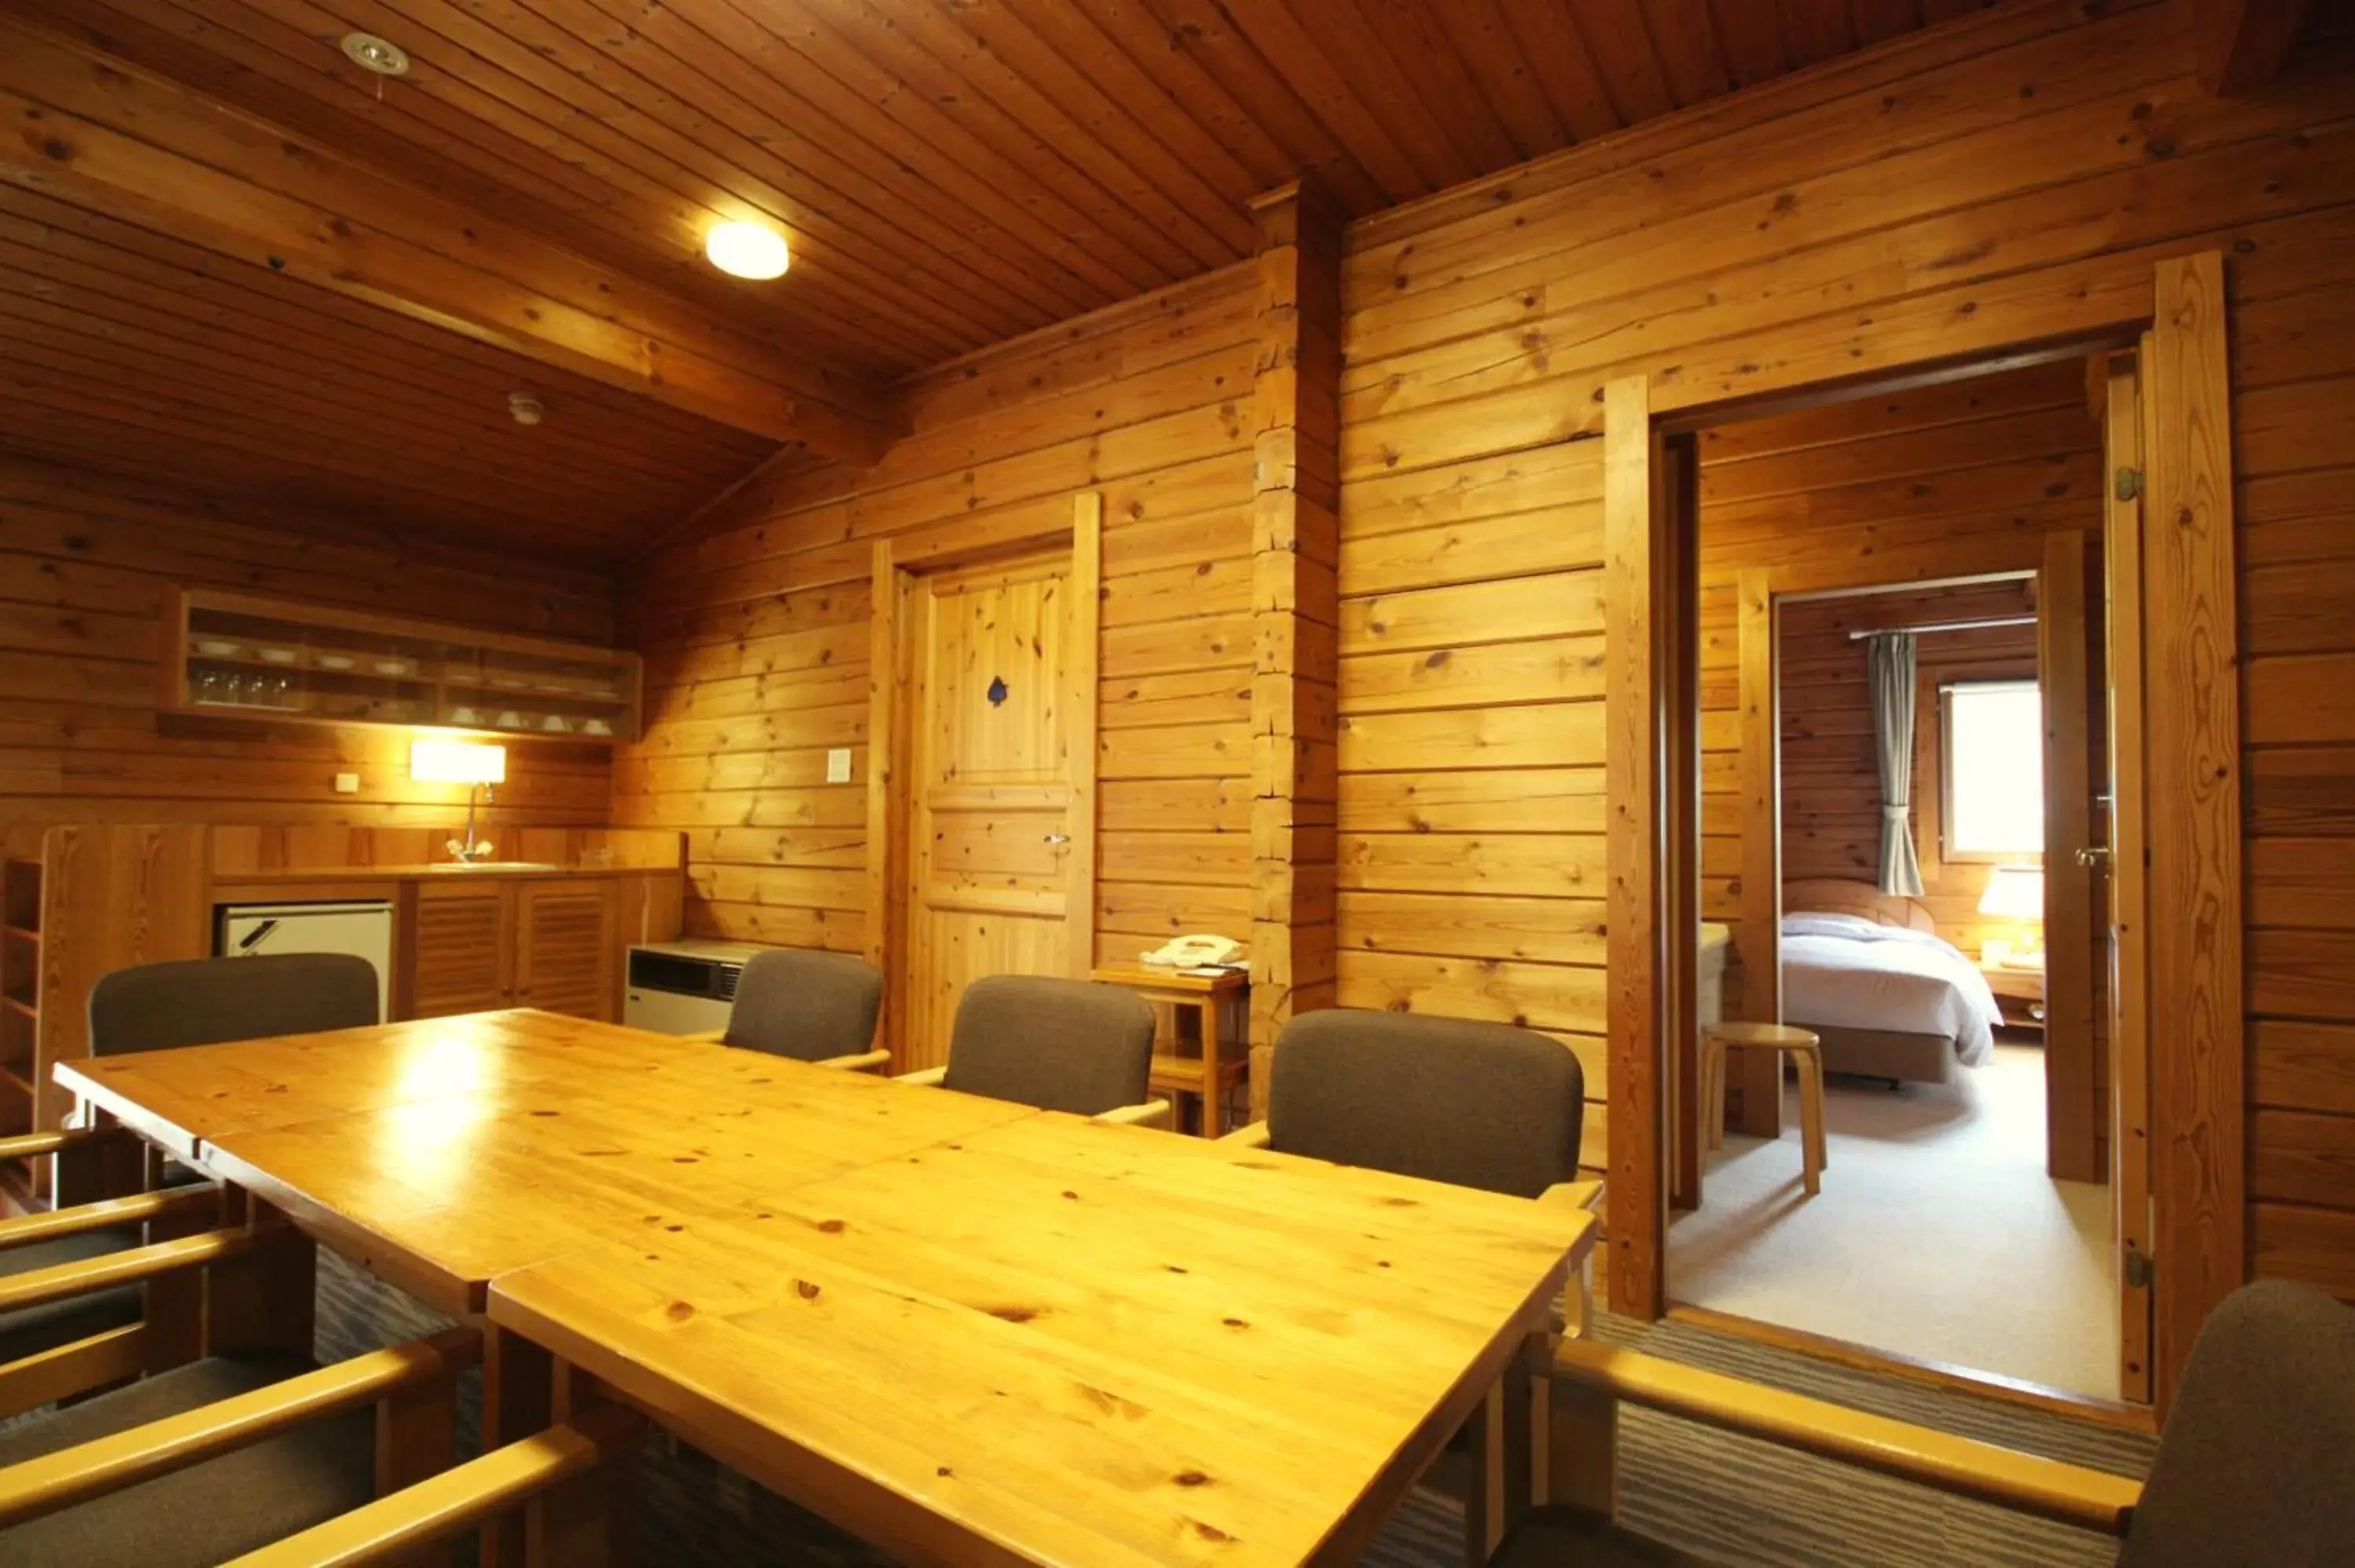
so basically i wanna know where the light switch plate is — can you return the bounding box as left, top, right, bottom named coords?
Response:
left=826, top=746, right=853, bottom=784
left=333, top=772, right=360, bottom=794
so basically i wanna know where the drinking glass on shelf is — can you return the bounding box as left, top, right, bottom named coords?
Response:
left=193, top=669, right=224, bottom=706
left=268, top=675, right=293, bottom=709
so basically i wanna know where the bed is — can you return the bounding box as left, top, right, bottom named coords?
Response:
left=1777, top=879, right=2004, bottom=1085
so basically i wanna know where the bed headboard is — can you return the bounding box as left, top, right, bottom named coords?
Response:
left=1780, top=878, right=1936, bottom=933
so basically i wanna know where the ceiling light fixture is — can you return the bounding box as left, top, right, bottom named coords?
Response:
left=507, top=390, right=545, bottom=426
left=340, top=31, right=411, bottom=76
left=704, top=220, right=790, bottom=280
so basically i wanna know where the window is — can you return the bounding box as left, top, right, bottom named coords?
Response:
left=1941, top=680, right=2043, bottom=859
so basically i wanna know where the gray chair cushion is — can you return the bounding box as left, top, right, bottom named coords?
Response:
left=0, top=1224, right=141, bottom=1366
left=88, top=953, right=379, bottom=1056
left=2120, top=1278, right=2355, bottom=1567
left=941, top=976, right=1156, bottom=1117
left=1267, top=1009, right=1586, bottom=1198
left=0, top=1352, right=376, bottom=1567
left=723, top=950, right=884, bottom=1063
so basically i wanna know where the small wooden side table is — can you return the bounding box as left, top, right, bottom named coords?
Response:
left=1701, top=1022, right=1827, bottom=1195
left=1090, top=963, right=1247, bottom=1138
left=1977, top=960, right=2046, bottom=1033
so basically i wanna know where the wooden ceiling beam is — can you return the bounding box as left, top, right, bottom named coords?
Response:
left=0, top=16, right=898, bottom=467
left=2195, top=0, right=2314, bottom=96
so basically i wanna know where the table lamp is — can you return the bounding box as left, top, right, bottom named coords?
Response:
left=411, top=739, right=506, bottom=864
left=1977, top=864, right=2045, bottom=968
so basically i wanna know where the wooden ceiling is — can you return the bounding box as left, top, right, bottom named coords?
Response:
left=0, top=0, right=2027, bottom=561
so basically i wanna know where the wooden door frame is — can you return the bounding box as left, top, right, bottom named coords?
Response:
left=1608, top=253, right=2242, bottom=1413
left=863, top=494, right=1102, bottom=1060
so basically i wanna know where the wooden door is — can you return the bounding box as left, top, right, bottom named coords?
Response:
left=514, top=880, right=617, bottom=1021
left=2105, top=348, right=2155, bottom=1404
left=2040, top=529, right=2099, bottom=1183
left=407, top=883, right=512, bottom=1019
left=897, top=552, right=1090, bottom=1073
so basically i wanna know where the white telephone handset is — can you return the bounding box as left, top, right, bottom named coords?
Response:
left=1140, top=933, right=1243, bottom=969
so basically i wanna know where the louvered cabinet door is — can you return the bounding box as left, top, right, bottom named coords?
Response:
left=513, top=881, right=617, bottom=1021
left=407, top=884, right=513, bottom=1019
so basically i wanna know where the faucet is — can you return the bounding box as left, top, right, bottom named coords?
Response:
left=447, top=781, right=496, bottom=864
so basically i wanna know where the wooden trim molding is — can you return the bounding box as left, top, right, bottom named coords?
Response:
left=1605, top=373, right=1667, bottom=1318
left=2142, top=253, right=2245, bottom=1411
left=1065, top=494, right=1102, bottom=981
left=1245, top=179, right=1343, bottom=1118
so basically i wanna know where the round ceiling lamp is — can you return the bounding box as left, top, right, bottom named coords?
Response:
left=340, top=31, right=411, bottom=76
left=704, top=221, right=790, bottom=281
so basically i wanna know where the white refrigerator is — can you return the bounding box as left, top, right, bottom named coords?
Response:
left=216, top=901, right=395, bottom=1021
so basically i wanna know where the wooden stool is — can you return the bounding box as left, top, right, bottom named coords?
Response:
left=1700, top=1023, right=1827, bottom=1195
left=1088, top=964, right=1247, bottom=1137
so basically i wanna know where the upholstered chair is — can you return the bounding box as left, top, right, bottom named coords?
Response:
left=713, top=949, right=887, bottom=1070
left=900, top=975, right=1168, bottom=1125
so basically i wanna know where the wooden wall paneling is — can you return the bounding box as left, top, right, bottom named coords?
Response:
left=2142, top=253, right=2244, bottom=1410
left=2042, top=529, right=2099, bottom=1183
left=2105, top=349, right=2156, bottom=1404
left=1731, top=568, right=1783, bottom=1144
left=2196, top=0, right=2317, bottom=96
left=1604, top=374, right=1665, bottom=1318
left=1067, top=494, right=1103, bottom=980
left=1246, top=181, right=1343, bottom=1115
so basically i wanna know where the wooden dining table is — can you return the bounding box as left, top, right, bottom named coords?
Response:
left=57, top=1008, right=1594, bottom=1567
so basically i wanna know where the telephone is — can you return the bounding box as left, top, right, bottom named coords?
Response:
left=1140, top=933, right=1244, bottom=969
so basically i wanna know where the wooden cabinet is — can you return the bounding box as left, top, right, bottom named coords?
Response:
left=513, top=881, right=616, bottom=1019
left=408, top=884, right=516, bottom=1019
left=402, top=878, right=618, bottom=1023
left=161, top=587, right=642, bottom=743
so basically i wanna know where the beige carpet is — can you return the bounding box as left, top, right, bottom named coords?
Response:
left=1668, top=1042, right=2121, bottom=1398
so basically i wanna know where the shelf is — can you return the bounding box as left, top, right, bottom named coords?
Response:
left=2, top=925, right=35, bottom=945
left=0, top=1066, right=28, bottom=1098
left=163, top=586, right=642, bottom=745
left=1, top=992, right=35, bottom=1020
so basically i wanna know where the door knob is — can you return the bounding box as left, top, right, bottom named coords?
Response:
left=2074, top=846, right=2110, bottom=869
left=1044, top=833, right=1071, bottom=844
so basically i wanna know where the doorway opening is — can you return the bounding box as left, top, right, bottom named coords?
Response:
left=1659, top=353, right=2147, bottom=1406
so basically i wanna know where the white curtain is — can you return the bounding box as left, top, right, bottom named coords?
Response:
left=1868, top=631, right=1926, bottom=897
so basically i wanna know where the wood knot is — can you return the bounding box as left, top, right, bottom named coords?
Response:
left=664, top=1300, right=695, bottom=1322
left=795, top=1279, right=822, bottom=1300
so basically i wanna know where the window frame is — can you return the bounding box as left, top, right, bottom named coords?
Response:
left=1937, top=676, right=2045, bottom=866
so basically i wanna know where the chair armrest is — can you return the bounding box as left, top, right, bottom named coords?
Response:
left=1093, top=1098, right=1173, bottom=1129
left=674, top=1028, right=728, bottom=1045
left=0, top=1227, right=272, bottom=1315
left=0, top=1328, right=482, bottom=1529
left=0, top=1187, right=220, bottom=1255
left=895, top=1067, right=948, bottom=1088
left=223, top=1401, right=642, bottom=1567
left=812, top=1050, right=891, bottom=1073
left=1550, top=1339, right=2141, bottom=1534
left=1217, top=1121, right=1272, bottom=1148
left=0, top=1127, right=128, bottom=1165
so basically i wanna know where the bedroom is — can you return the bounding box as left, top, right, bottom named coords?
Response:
left=1669, top=356, right=2128, bottom=1403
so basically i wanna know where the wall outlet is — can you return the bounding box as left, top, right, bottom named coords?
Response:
left=826, top=747, right=853, bottom=784
left=333, top=772, right=360, bottom=794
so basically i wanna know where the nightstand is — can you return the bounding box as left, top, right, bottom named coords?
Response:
left=1978, top=960, right=2046, bottom=1033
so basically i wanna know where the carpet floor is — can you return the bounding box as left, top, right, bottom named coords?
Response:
left=1667, top=1041, right=2120, bottom=1398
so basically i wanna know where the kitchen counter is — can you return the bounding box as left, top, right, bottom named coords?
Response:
left=216, top=862, right=670, bottom=883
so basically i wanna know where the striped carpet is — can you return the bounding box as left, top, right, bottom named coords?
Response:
left=312, top=1253, right=2151, bottom=1566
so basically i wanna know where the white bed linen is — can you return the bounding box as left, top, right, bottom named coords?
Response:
left=1778, top=913, right=2002, bottom=1067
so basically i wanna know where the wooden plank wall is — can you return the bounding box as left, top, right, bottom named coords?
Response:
left=0, top=457, right=616, bottom=830
left=1329, top=0, right=2355, bottom=1300
left=618, top=266, right=1259, bottom=955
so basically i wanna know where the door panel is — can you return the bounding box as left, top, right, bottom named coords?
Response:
left=407, top=885, right=510, bottom=1019
left=515, top=881, right=616, bottom=1021
left=900, top=556, right=1081, bottom=1072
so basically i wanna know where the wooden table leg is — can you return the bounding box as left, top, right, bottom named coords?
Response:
left=1199, top=997, right=1224, bottom=1140
left=1797, top=1049, right=1825, bottom=1195
left=1541, top=1346, right=1617, bottom=1521
left=530, top=1359, right=642, bottom=1568
left=482, top=1324, right=555, bottom=1568
left=1464, top=1340, right=1537, bottom=1565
